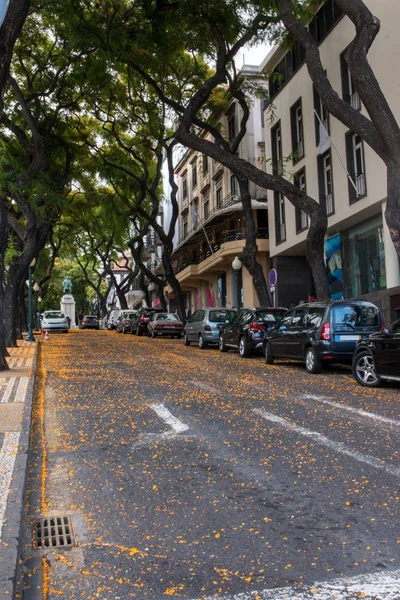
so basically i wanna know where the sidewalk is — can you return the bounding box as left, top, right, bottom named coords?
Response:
left=0, top=340, right=38, bottom=598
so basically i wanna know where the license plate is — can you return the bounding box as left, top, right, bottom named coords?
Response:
left=335, top=335, right=361, bottom=341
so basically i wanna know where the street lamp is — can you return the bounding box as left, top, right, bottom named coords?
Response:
left=232, top=256, right=242, bottom=309
left=26, top=258, right=36, bottom=342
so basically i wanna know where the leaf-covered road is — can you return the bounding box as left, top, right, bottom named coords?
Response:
left=19, top=330, right=400, bottom=599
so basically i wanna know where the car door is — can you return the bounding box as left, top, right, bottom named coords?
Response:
left=223, top=310, right=242, bottom=346
left=268, top=310, right=294, bottom=357
left=284, top=308, right=307, bottom=357
left=185, top=311, right=198, bottom=341
left=374, top=320, right=400, bottom=377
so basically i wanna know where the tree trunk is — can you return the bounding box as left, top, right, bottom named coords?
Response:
left=237, top=177, right=271, bottom=306
left=162, top=252, right=187, bottom=324
left=0, top=198, right=9, bottom=369
left=386, top=164, right=400, bottom=265
left=306, top=205, right=330, bottom=300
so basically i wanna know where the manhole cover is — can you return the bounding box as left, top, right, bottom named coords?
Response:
left=35, top=516, right=75, bottom=548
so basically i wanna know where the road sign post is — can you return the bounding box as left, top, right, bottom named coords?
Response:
left=268, top=269, right=278, bottom=307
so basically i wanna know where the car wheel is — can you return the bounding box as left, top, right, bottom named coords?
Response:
left=198, top=334, right=208, bottom=349
left=123, top=326, right=127, bottom=334
left=137, top=329, right=143, bottom=337
left=352, top=350, right=381, bottom=387
left=219, top=334, right=228, bottom=352
left=239, top=336, right=250, bottom=358
left=305, top=347, right=322, bottom=374
left=184, top=333, right=190, bottom=346
left=265, top=342, right=274, bottom=365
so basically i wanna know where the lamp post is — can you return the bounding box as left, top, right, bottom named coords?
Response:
left=33, top=283, right=40, bottom=331
left=232, top=256, right=242, bottom=309
left=26, top=258, right=36, bottom=342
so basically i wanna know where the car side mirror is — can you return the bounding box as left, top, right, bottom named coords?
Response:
left=279, top=325, right=286, bottom=330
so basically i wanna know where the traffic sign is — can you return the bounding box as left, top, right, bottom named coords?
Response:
left=268, top=268, right=277, bottom=287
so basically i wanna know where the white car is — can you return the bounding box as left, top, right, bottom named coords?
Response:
left=41, top=310, right=69, bottom=333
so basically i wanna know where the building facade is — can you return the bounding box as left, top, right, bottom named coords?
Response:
left=261, top=0, right=400, bottom=323
left=168, top=67, right=270, bottom=313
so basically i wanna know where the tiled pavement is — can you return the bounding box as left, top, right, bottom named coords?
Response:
left=0, top=341, right=38, bottom=598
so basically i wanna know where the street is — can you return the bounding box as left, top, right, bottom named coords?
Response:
left=17, top=330, right=400, bottom=600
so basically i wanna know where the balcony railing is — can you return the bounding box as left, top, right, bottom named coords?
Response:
left=177, top=191, right=242, bottom=247
left=174, top=227, right=269, bottom=275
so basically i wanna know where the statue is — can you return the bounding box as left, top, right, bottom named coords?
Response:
left=62, top=277, right=72, bottom=294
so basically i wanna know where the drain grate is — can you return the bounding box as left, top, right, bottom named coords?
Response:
left=35, top=516, right=75, bottom=549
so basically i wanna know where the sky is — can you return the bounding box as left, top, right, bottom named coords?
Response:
left=237, top=41, right=273, bottom=69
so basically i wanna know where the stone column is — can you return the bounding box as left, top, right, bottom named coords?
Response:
left=60, top=294, right=77, bottom=329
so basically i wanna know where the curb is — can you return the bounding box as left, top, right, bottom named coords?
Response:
left=0, top=341, right=38, bottom=598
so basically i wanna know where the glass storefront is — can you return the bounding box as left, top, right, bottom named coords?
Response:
left=342, top=216, right=386, bottom=298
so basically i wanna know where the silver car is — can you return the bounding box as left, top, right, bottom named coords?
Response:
left=41, top=310, right=69, bottom=333
left=184, top=308, right=236, bottom=349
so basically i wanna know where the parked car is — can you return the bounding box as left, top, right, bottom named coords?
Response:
left=132, top=307, right=165, bottom=336
left=184, top=308, right=236, bottom=349
left=263, top=299, right=384, bottom=374
left=219, top=307, right=288, bottom=358
left=80, top=315, right=99, bottom=330
left=108, top=309, right=132, bottom=330
left=115, top=311, right=138, bottom=333
left=41, top=310, right=69, bottom=333
left=147, top=312, right=184, bottom=338
left=352, top=319, right=400, bottom=387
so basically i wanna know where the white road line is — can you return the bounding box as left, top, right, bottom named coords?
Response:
left=13, top=376, right=29, bottom=403
left=0, top=378, right=15, bottom=403
left=253, top=409, right=400, bottom=479
left=150, top=403, right=189, bottom=434
left=184, top=568, right=400, bottom=600
left=0, top=431, right=20, bottom=538
left=300, top=394, right=400, bottom=427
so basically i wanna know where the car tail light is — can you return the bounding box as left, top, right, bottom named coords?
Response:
left=249, top=322, right=264, bottom=331
left=320, top=323, right=330, bottom=340
left=204, top=325, right=211, bottom=332
left=381, top=322, right=386, bottom=329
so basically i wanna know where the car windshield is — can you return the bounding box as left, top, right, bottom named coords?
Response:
left=156, top=313, right=180, bottom=321
left=127, top=313, right=136, bottom=319
left=209, top=310, right=236, bottom=323
left=332, top=304, right=380, bottom=328
left=257, top=310, right=287, bottom=323
left=45, top=312, right=64, bottom=319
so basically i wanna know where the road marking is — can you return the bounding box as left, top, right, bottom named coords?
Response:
left=14, top=376, right=29, bottom=403
left=150, top=403, right=189, bottom=434
left=253, top=409, right=400, bottom=479
left=0, top=431, right=20, bottom=538
left=183, top=568, right=400, bottom=599
left=0, top=378, right=15, bottom=403
left=190, top=380, right=223, bottom=395
left=300, top=394, right=400, bottom=427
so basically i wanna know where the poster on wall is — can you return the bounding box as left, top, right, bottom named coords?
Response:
left=325, top=234, right=344, bottom=300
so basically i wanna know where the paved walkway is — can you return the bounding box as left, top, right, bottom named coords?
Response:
left=0, top=341, right=38, bottom=598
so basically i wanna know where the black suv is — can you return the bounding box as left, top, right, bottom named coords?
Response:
left=132, top=307, right=165, bottom=336
left=219, top=307, right=288, bottom=358
left=263, top=299, right=384, bottom=373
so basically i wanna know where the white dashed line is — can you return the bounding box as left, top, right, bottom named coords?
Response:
left=0, top=379, right=15, bottom=403
left=14, top=377, right=29, bottom=403
left=300, top=394, right=400, bottom=428
left=150, top=403, right=189, bottom=434
left=253, top=409, right=400, bottom=479
left=0, top=432, right=20, bottom=538
left=183, top=568, right=400, bottom=599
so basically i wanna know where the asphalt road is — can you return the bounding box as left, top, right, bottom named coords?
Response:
left=17, top=329, right=400, bottom=600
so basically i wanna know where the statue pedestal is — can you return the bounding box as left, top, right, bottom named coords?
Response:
left=61, top=294, right=77, bottom=329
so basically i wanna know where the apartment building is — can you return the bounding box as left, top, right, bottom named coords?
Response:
left=167, top=66, right=270, bottom=313
left=261, top=0, right=400, bottom=323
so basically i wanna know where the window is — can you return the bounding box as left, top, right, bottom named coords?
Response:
left=216, top=182, right=223, bottom=209
left=183, top=216, right=188, bottom=239
left=231, top=173, right=238, bottom=199
left=313, top=85, right=329, bottom=146
left=290, top=99, right=304, bottom=162
left=279, top=311, right=294, bottom=328
left=202, top=154, right=208, bottom=173
left=346, top=132, right=366, bottom=202
left=291, top=308, right=307, bottom=327
left=305, top=307, right=324, bottom=328
left=271, top=122, right=283, bottom=175
left=274, top=192, right=286, bottom=243
left=228, top=113, right=236, bottom=142
left=192, top=200, right=199, bottom=228
left=294, top=168, right=308, bottom=232
left=318, top=151, right=334, bottom=216
left=192, top=162, right=197, bottom=188
left=182, top=177, right=187, bottom=199
left=203, top=194, right=209, bottom=220
left=341, top=54, right=361, bottom=110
